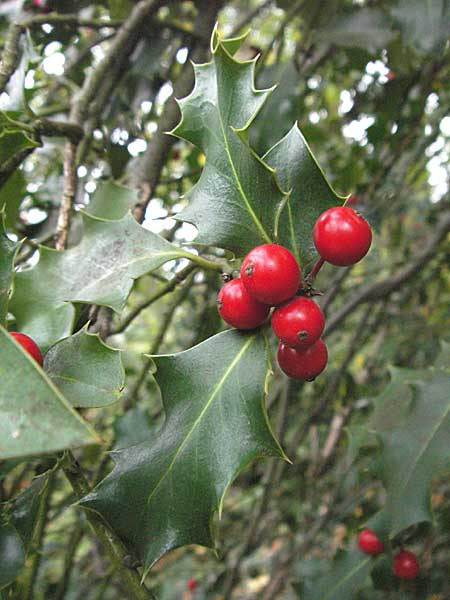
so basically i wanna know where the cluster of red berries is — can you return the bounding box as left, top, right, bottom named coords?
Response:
left=217, top=206, right=372, bottom=380
left=8, top=331, right=43, bottom=366
left=358, top=528, right=420, bottom=580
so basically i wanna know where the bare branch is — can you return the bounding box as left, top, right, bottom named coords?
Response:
left=133, top=0, right=223, bottom=221
left=325, top=210, right=450, bottom=336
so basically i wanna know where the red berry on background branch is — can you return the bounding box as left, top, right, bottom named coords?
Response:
left=186, top=577, right=197, bottom=591
left=272, top=296, right=324, bottom=349
left=313, top=206, right=372, bottom=266
left=277, top=338, right=327, bottom=380
left=393, top=549, right=420, bottom=580
left=9, top=332, right=43, bottom=366
left=217, top=279, right=270, bottom=330
left=358, top=528, right=384, bottom=555
left=241, top=244, right=301, bottom=305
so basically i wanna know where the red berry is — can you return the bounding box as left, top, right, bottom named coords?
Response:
left=277, top=339, right=327, bottom=380
left=9, top=332, right=43, bottom=366
left=313, top=206, right=372, bottom=266
left=358, top=529, right=384, bottom=555
left=217, top=279, right=270, bottom=330
left=240, top=244, right=301, bottom=305
left=272, top=296, right=324, bottom=350
left=187, top=577, right=197, bottom=591
left=393, top=550, right=420, bottom=580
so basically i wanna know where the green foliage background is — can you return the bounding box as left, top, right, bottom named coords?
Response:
left=0, top=1, right=449, bottom=599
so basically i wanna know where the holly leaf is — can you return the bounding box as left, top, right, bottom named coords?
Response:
left=113, top=406, right=155, bottom=450
left=0, top=326, right=98, bottom=459
left=264, top=124, right=345, bottom=267
left=10, top=212, right=197, bottom=351
left=0, top=171, right=26, bottom=230
left=0, top=213, right=19, bottom=326
left=295, top=550, right=375, bottom=600
left=0, top=112, right=40, bottom=168
left=86, top=181, right=139, bottom=221
left=391, top=0, right=450, bottom=56
left=369, top=358, right=450, bottom=536
left=0, top=522, right=24, bottom=588
left=44, top=328, right=124, bottom=408
left=0, top=472, right=50, bottom=588
left=172, top=29, right=287, bottom=256
left=315, top=8, right=396, bottom=53
left=9, top=473, right=48, bottom=550
left=80, top=329, right=285, bottom=573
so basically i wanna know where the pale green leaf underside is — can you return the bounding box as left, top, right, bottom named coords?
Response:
left=44, top=328, right=125, bottom=408
left=80, top=330, right=284, bottom=572
left=0, top=326, right=98, bottom=459
left=10, top=212, right=192, bottom=350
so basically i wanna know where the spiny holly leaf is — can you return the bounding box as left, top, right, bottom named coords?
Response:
left=81, top=330, right=285, bottom=573
left=44, top=328, right=124, bottom=408
left=294, top=550, right=375, bottom=600
left=10, top=212, right=196, bottom=351
left=0, top=214, right=19, bottom=325
left=264, top=124, right=345, bottom=267
left=172, top=29, right=286, bottom=256
left=0, top=326, right=98, bottom=459
left=368, top=358, right=450, bottom=537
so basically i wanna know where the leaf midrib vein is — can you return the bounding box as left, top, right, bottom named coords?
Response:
left=216, top=103, right=271, bottom=244
left=320, top=557, right=371, bottom=600
left=146, top=334, right=255, bottom=507
left=394, top=391, right=450, bottom=502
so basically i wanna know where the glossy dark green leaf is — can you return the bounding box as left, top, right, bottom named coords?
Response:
left=86, top=181, right=138, bottom=221
left=44, top=328, right=124, bottom=408
left=0, top=326, right=98, bottom=459
left=369, top=357, right=450, bottom=536
left=81, top=330, right=285, bottom=573
left=0, top=214, right=18, bottom=325
left=173, top=29, right=287, bottom=256
left=9, top=473, right=47, bottom=550
left=391, top=0, right=450, bottom=56
left=297, top=550, right=374, bottom=600
left=0, top=112, right=40, bottom=167
left=0, top=171, right=25, bottom=229
left=0, top=522, right=24, bottom=588
left=113, top=406, right=155, bottom=450
left=10, top=212, right=195, bottom=350
left=264, top=125, right=345, bottom=267
left=316, top=8, right=396, bottom=52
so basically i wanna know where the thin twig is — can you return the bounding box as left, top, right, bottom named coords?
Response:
left=325, top=210, right=450, bottom=336
left=133, top=0, right=223, bottom=221
left=60, top=451, right=157, bottom=600
left=111, top=263, right=197, bottom=336
left=123, top=271, right=197, bottom=409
